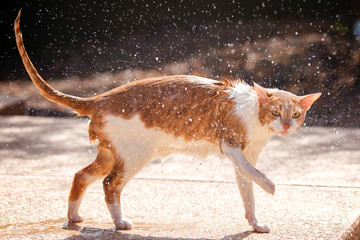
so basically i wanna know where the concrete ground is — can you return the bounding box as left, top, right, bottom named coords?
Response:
left=0, top=116, right=359, bottom=240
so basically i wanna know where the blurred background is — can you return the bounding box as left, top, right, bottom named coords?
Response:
left=0, top=0, right=359, bottom=126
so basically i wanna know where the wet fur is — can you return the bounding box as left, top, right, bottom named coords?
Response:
left=14, top=10, right=321, bottom=233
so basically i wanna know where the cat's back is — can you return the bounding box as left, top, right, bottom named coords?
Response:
left=92, top=75, right=224, bottom=118
left=100, top=75, right=220, bottom=98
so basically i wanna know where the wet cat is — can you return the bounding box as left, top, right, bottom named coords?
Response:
left=15, top=10, right=320, bottom=233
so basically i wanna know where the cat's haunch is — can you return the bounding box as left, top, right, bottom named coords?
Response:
left=14, top=10, right=320, bottom=233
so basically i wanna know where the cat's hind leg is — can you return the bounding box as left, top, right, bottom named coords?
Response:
left=68, top=144, right=115, bottom=222
left=102, top=158, right=133, bottom=230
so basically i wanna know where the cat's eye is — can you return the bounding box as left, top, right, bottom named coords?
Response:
left=271, top=110, right=280, bottom=117
left=292, top=112, right=300, bottom=118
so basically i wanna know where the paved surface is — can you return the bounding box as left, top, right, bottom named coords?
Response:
left=0, top=95, right=26, bottom=115
left=0, top=116, right=359, bottom=239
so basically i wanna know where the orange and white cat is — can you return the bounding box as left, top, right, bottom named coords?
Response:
left=15, top=10, right=321, bottom=233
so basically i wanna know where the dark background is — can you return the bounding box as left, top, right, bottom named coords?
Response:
left=1, top=0, right=359, bottom=80
left=0, top=0, right=359, bottom=127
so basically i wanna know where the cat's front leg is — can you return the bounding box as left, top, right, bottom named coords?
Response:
left=234, top=171, right=271, bottom=233
left=221, top=143, right=275, bottom=195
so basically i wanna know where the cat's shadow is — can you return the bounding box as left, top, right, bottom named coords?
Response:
left=64, top=221, right=254, bottom=240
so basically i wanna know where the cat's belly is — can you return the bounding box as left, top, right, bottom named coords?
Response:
left=102, top=114, right=223, bottom=178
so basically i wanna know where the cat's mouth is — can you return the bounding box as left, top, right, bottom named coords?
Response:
left=268, top=126, right=291, bottom=136
left=278, top=130, right=291, bottom=136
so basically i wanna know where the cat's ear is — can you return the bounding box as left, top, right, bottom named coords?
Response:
left=254, top=83, right=271, bottom=105
left=299, top=93, right=322, bottom=111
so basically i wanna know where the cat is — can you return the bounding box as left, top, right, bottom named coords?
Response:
left=14, top=10, right=321, bottom=233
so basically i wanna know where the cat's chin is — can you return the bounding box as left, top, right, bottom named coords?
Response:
left=277, top=131, right=292, bottom=137
left=268, top=129, right=290, bottom=137
left=279, top=133, right=289, bottom=137
left=279, top=129, right=299, bottom=136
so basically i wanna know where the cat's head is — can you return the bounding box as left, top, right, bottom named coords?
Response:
left=254, top=83, right=321, bottom=136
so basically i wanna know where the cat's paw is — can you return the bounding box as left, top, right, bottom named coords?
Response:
left=114, top=218, right=133, bottom=231
left=252, top=223, right=271, bottom=233
left=262, top=177, right=276, bottom=195
left=68, top=213, right=84, bottom=223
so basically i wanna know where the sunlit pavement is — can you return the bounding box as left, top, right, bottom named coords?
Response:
left=0, top=116, right=359, bottom=239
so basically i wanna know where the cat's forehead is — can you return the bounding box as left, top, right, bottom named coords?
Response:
left=268, top=90, right=302, bottom=110
left=269, top=89, right=297, bottom=98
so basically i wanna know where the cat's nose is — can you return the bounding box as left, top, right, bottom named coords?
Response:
left=283, top=124, right=290, bottom=131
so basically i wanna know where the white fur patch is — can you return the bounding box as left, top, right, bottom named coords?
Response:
left=221, top=143, right=275, bottom=194
left=103, top=115, right=223, bottom=180
left=272, top=118, right=283, bottom=133
left=271, top=117, right=298, bottom=136
left=68, top=201, right=83, bottom=221
left=227, top=82, right=273, bottom=164
left=227, top=83, right=259, bottom=139
left=243, top=119, right=273, bottom=164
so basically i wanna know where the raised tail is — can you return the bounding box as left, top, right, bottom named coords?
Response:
left=14, top=9, right=94, bottom=116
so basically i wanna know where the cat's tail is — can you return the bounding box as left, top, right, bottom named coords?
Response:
left=14, top=9, right=94, bottom=117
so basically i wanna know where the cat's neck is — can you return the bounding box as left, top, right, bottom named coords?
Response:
left=242, top=118, right=273, bottom=164
left=227, top=82, right=274, bottom=162
left=228, top=82, right=273, bottom=142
